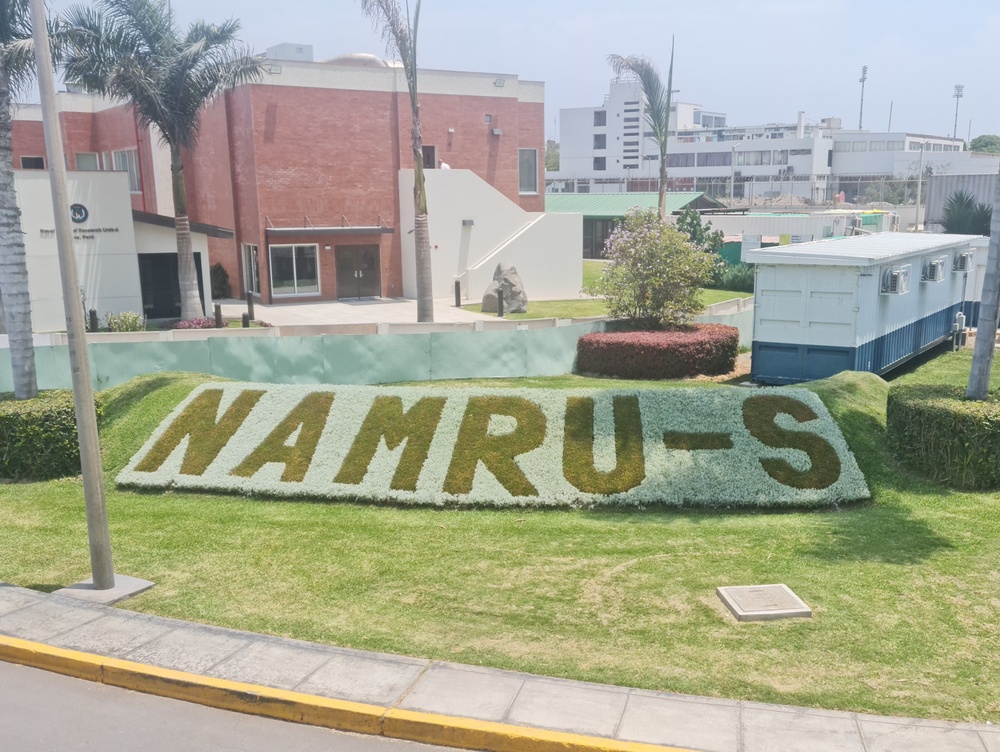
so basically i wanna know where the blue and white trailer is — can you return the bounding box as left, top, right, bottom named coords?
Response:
left=744, top=233, right=985, bottom=384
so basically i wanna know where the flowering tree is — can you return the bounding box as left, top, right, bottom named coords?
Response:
left=585, top=208, right=713, bottom=330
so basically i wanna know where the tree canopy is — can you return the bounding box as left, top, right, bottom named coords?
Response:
left=942, top=190, right=992, bottom=236
left=970, top=135, right=1000, bottom=154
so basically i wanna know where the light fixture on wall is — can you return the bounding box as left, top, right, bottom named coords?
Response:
left=448, top=127, right=455, bottom=134
left=493, top=78, right=505, bottom=88
left=462, top=219, right=474, bottom=226
left=492, top=128, right=503, bottom=136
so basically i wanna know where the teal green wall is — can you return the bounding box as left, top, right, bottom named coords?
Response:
left=0, top=322, right=607, bottom=392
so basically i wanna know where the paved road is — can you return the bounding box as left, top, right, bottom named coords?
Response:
left=0, top=662, right=448, bottom=752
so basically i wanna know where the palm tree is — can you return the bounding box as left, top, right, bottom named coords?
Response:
left=608, top=38, right=675, bottom=224
left=0, top=0, right=38, bottom=399
left=360, top=0, right=433, bottom=322
left=942, top=189, right=993, bottom=236
left=966, top=169, right=1000, bottom=401
left=62, top=0, right=264, bottom=321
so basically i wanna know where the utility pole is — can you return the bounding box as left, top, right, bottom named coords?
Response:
left=858, top=65, right=868, bottom=130
left=30, top=0, right=114, bottom=591
left=887, top=100, right=893, bottom=132
left=915, top=141, right=926, bottom=231
left=953, top=85, right=964, bottom=139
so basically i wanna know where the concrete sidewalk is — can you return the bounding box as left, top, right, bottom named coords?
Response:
left=218, top=297, right=494, bottom=327
left=0, top=583, right=996, bottom=752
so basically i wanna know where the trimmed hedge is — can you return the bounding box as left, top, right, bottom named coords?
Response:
left=886, top=384, right=1000, bottom=490
left=0, top=391, right=103, bottom=480
left=576, top=324, right=739, bottom=380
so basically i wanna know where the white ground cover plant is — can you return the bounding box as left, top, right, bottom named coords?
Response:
left=118, top=383, right=869, bottom=508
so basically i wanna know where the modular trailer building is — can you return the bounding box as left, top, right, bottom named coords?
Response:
left=744, top=233, right=985, bottom=384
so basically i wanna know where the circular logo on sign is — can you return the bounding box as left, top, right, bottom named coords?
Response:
left=70, top=204, right=89, bottom=223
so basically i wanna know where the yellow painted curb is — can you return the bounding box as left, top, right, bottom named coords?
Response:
left=384, top=708, right=692, bottom=752
left=0, top=635, right=695, bottom=752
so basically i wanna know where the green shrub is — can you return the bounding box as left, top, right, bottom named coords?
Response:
left=210, top=262, right=233, bottom=299
left=583, top=208, right=714, bottom=329
left=105, top=311, right=146, bottom=332
left=0, top=391, right=104, bottom=480
left=708, top=261, right=755, bottom=293
left=886, top=384, right=1000, bottom=490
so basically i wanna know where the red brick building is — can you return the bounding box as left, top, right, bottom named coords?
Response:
left=13, top=46, right=545, bottom=306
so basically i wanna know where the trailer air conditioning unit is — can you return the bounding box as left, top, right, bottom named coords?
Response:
left=953, top=252, right=973, bottom=272
left=881, top=266, right=910, bottom=295
left=921, top=258, right=945, bottom=282
left=889, top=214, right=900, bottom=231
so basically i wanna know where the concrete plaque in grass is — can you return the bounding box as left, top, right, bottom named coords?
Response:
left=717, top=584, right=812, bottom=622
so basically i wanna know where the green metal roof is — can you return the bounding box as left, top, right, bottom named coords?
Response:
left=545, top=192, right=722, bottom=217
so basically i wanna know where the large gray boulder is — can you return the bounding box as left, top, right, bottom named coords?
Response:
left=481, top=263, right=528, bottom=314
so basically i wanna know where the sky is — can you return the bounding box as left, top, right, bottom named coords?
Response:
left=41, top=0, right=1000, bottom=143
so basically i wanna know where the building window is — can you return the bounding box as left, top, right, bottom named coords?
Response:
left=772, top=150, right=788, bottom=165
left=594, top=157, right=606, bottom=171
left=869, top=141, right=885, bottom=151
left=269, top=244, right=319, bottom=296
left=75, top=152, right=100, bottom=171
left=623, top=117, right=639, bottom=123
left=667, top=153, right=695, bottom=168
left=886, top=141, right=905, bottom=151
left=518, top=148, right=538, bottom=194
left=593, top=110, right=607, bottom=127
left=833, top=142, right=852, bottom=152
left=789, top=149, right=812, bottom=156
left=112, top=148, right=141, bottom=192
left=593, top=134, right=607, bottom=149
left=852, top=141, right=867, bottom=152
left=20, top=156, right=45, bottom=169
left=696, top=151, right=732, bottom=167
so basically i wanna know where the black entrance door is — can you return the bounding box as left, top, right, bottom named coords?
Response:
left=335, top=245, right=381, bottom=299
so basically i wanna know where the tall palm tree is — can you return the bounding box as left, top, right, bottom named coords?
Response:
left=360, top=0, right=433, bottom=322
left=608, top=38, right=675, bottom=224
left=0, top=0, right=38, bottom=399
left=62, top=0, right=263, bottom=321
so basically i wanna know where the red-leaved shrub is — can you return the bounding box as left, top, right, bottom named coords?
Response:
left=576, top=324, right=739, bottom=380
left=171, top=318, right=229, bottom=330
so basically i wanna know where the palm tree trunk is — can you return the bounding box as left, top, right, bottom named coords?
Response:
left=0, top=73, right=38, bottom=399
left=965, top=167, right=1000, bottom=400
left=411, top=104, right=433, bottom=322
left=171, top=143, right=202, bottom=320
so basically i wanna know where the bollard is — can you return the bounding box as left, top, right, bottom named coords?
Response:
left=214, top=303, right=223, bottom=328
left=245, top=291, right=255, bottom=321
left=454, top=280, right=461, bottom=308
left=497, top=289, right=504, bottom=318
left=242, top=312, right=250, bottom=328
left=88, top=308, right=98, bottom=333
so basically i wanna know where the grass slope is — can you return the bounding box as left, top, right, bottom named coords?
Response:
left=1, top=357, right=999, bottom=722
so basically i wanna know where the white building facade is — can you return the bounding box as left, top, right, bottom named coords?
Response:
left=549, top=78, right=995, bottom=203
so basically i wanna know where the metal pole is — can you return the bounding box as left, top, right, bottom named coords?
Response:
left=915, top=142, right=926, bottom=231
left=30, top=0, right=115, bottom=589
left=729, top=145, right=735, bottom=206
left=952, top=85, right=964, bottom=140
left=858, top=65, right=868, bottom=130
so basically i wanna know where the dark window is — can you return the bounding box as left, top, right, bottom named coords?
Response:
left=624, top=117, right=639, bottom=123
left=138, top=253, right=205, bottom=319
left=667, top=153, right=695, bottom=168
left=593, top=134, right=606, bottom=149
left=421, top=145, right=436, bottom=169
left=593, top=110, right=607, bottom=127
left=696, top=152, right=732, bottom=167
left=20, top=156, right=45, bottom=169
left=594, top=157, right=606, bottom=171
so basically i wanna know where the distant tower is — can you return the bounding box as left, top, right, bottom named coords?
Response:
left=952, top=85, right=964, bottom=139
left=858, top=65, right=868, bottom=130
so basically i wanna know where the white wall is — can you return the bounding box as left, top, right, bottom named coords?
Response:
left=16, top=171, right=144, bottom=332
left=398, top=169, right=582, bottom=302
left=133, top=221, right=213, bottom=314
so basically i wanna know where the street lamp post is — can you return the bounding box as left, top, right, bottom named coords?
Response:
left=915, top=141, right=927, bottom=231
left=953, top=85, right=964, bottom=140
left=858, top=65, right=868, bottom=130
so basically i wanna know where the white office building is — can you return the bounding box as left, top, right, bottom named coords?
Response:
left=548, top=77, right=994, bottom=204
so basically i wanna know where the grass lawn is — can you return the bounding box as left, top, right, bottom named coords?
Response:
left=2, top=353, right=999, bottom=722
left=461, top=259, right=750, bottom=319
